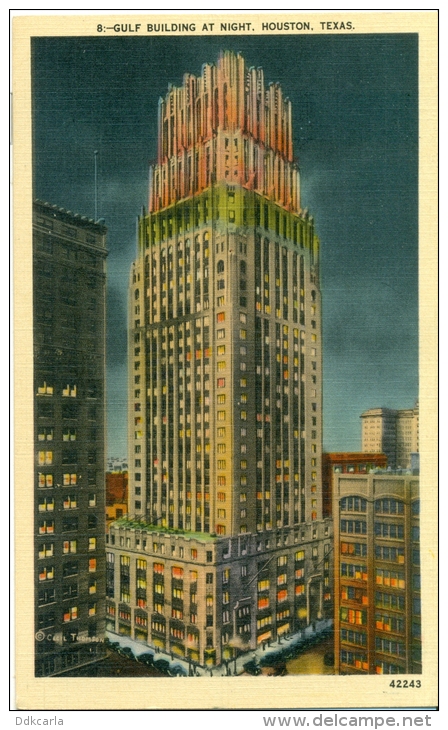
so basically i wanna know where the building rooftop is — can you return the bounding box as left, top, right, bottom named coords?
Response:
left=339, top=467, right=418, bottom=477
left=110, top=517, right=220, bottom=542
left=323, top=452, right=386, bottom=460
left=34, top=199, right=107, bottom=234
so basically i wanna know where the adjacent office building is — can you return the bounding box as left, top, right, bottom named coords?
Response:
left=322, top=452, right=387, bottom=518
left=106, top=51, right=333, bottom=666
left=34, top=200, right=107, bottom=676
left=333, top=472, right=421, bottom=675
left=361, top=403, right=419, bottom=469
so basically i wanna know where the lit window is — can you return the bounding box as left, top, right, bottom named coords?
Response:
left=38, top=543, right=54, bottom=559
left=38, top=497, right=55, bottom=512
left=277, top=589, right=288, bottom=603
left=38, top=451, right=53, bottom=466
left=63, top=606, right=78, bottom=622
left=62, top=540, right=77, bottom=554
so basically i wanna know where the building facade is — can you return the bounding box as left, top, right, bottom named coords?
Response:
left=333, top=472, right=421, bottom=675
left=322, top=452, right=387, bottom=518
left=106, top=471, right=129, bottom=526
left=361, top=403, right=419, bottom=469
left=34, top=200, right=107, bottom=676
left=106, top=51, right=333, bottom=666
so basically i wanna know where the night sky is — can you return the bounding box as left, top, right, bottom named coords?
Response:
left=31, top=34, right=419, bottom=458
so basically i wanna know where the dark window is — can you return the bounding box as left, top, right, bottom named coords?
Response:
left=62, top=517, right=78, bottom=532
left=62, top=561, right=78, bottom=577
left=37, top=402, right=54, bottom=418
left=62, top=449, right=77, bottom=465
left=62, top=403, right=78, bottom=419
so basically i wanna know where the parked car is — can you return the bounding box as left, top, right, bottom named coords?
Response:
left=118, top=646, right=135, bottom=660
left=243, top=659, right=261, bottom=676
left=260, top=651, right=282, bottom=667
left=153, top=658, right=171, bottom=675
left=324, top=651, right=334, bottom=667
left=170, top=663, right=188, bottom=677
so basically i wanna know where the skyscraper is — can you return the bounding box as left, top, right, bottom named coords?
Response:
left=107, top=51, right=333, bottom=667
left=34, top=200, right=107, bottom=676
left=361, top=402, right=419, bottom=469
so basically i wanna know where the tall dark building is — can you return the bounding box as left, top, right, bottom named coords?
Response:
left=33, top=200, right=107, bottom=676
left=106, top=51, right=333, bottom=666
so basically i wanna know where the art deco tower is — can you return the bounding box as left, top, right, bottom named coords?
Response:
left=107, top=52, right=332, bottom=666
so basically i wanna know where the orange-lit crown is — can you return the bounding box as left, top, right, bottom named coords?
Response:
left=150, top=50, right=301, bottom=214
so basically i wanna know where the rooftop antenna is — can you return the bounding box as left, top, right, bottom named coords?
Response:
left=94, top=150, right=99, bottom=221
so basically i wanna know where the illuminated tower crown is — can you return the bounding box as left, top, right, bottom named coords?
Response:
left=150, top=50, right=300, bottom=214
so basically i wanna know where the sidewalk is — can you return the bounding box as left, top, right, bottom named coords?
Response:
left=106, top=618, right=333, bottom=677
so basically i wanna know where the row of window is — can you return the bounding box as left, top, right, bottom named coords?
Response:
left=340, top=498, right=418, bottom=515
left=38, top=473, right=98, bottom=488
left=37, top=515, right=97, bottom=532
left=36, top=402, right=98, bottom=420
left=38, top=494, right=97, bottom=511
left=38, top=538, right=97, bottom=557
left=38, top=604, right=97, bottom=628
left=39, top=559, right=97, bottom=581
left=38, top=428, right=77, bottom=441
left=38, top=581, right=97, bottom=605
left=36, top=383, right=102, bottom=399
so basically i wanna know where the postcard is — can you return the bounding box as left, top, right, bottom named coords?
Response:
left=12, top=10, right=438, bottom=712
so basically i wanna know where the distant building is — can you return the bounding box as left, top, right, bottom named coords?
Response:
left=360, top=402, right=419, bottom=469
left=395, top=406, right=419, bottom=470
left=106, top=471, right=129, bottom=525
left=333, top=471, right=421, bottom=675
left=107, top=457, right=128, bottom=472
left=322, top=453, right=387, bottom=518
left=33, top=200, right=107, bottom=676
